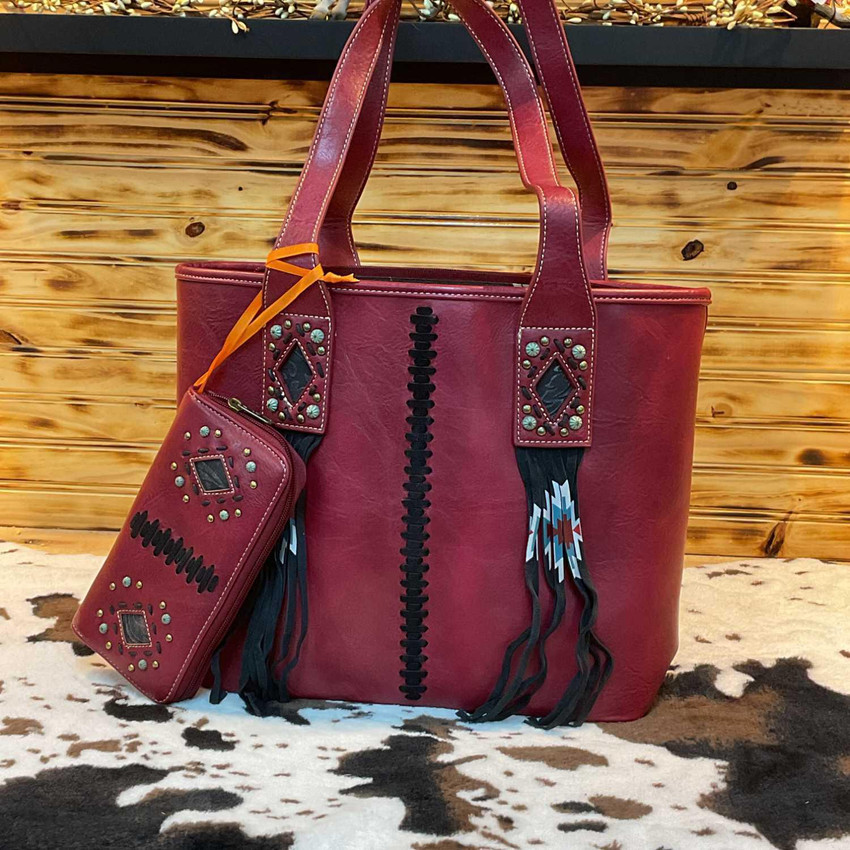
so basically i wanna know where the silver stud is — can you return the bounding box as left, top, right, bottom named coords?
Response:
left=250, top=481, right=258, bottom=489
left=159, top=601, right=166, bottom=610
left=214, top=429, right=222, bottom=438
left=127, top=664, right=135, bottom=672
left=540, top=336, right=550, bottom=346
left=317, top=346, right=326, bottom=356
left=96, top=608, right=103, bottom=617
left=564, top=337, right=572, bottom=346
left=174, top=476, right=185, bottom=487
left=166, top=634, right=173, bottom=642
left=303, top=322, right=311, bottom=331
left=577, top=405, right=585, bottom=414
left=235, top=509, right=242, bottom=517
left=138, top=660, right=148, bottom=671
left=536, top=426, right=546, bottom=435
left=560, top=427, right=569, bottom=436
left=184, top=431, right=191, bottom=440
left=266, top=398, right=279, bottom=412
left=569, top=415, right=583, bottom=431
left=207, top=514, right=214, bottom=523
left=310, top=328, right=325, bottom=344
left=109, top=582, right=116, bottom=591
left=170, top=462, right=178, bottom=471
left=244, top=448, right=251, bottom=456
left=152, top=661, right=159, bottom=669
left=312, top=393, right=321, bottom=402
left=522, top=404, right=532, bottom=414
left=246, top=461, right=256, bottom=473
left=521, top=415, right=537, bottom=431
left=122, top=576, right=131, bottom=588
left=579, top=360, right=588, bottom=371
left=572, top=344, right=586, bottom=359
left=522, top=359, right=532, bottom=369
left=183, top=494, right=190, bottom=503
left=200, top=426, right=210, bottom=437
left=219, top=510, right=229, bottom=521
left=284, top=319, right=292, bottom=329
left=270, top=324, right=283, bottom=339
left=297, top=414, right=305, bottom=423
left=162, top=613, right=172, bottom=625
left=305, top=404, right=320, bottom=420
left=99, top=623, right=108, bottom=634
left=525, top=342, right=541, bottom=357
left=136, top=580, right=143, bottom=589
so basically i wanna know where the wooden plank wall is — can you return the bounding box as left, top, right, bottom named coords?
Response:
left=0, top=73, right=848, bottom=560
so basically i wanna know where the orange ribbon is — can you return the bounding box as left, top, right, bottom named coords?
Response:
left=193, top=243, right=356, bottom=393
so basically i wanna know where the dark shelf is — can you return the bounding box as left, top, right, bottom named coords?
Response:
left=1, top=15, right=849, bottom=87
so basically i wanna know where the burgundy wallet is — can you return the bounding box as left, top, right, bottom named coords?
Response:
left=72, top=389, right=305, bottom=703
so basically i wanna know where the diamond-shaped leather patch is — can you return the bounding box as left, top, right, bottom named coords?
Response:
left=278, top=343, right=312, bottom=402
left=535, top=360, right=574, bottom=417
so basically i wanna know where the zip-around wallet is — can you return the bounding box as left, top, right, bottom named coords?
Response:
left=72, top=388, right=305, bottom=704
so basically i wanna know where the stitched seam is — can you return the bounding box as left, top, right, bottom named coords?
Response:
left=165, top=391, right=289, bottom=701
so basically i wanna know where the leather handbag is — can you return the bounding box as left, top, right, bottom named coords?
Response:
left=173, top=0, right=711, bottom=726
left=72, top=389, right=306, bottom=703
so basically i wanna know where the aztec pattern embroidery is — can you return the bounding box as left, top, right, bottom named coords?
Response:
left=398, top=305, right=438, bottom=700
left=526, top=478, right=583, bottom=584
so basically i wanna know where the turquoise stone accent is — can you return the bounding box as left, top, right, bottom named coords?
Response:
left=305, top=404, right=320, bottom=420
left=199, top=426, right=210, bottom=437
left=310, top=328, right=325, bottom=344
left=246, top=461, right=257, bottom=473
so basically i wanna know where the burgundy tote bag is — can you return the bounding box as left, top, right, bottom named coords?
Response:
left=174, top=0, right=711, bottom=725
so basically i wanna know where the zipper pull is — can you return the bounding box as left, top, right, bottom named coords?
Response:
left=228, top=397, right=274, bottom=426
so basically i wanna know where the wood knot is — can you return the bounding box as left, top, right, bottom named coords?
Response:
left=185, top=221, right=206, bottom=238
left=681, top=239, right=705, bottom=261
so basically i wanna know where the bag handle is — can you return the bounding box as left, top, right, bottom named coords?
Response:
left=318, top=0, right=612, bottom=281
left=263, top=0, right=597, bottom=446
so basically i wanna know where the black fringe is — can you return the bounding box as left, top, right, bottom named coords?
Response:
left=208, top=431, right=320, bottom=714
left=459, top=447, right=613, bottom=728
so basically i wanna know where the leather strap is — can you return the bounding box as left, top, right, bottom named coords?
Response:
left=318, top=0, right=611, bottom=280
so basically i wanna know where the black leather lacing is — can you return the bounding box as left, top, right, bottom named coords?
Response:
left=399, top=305, right=438, bottom=700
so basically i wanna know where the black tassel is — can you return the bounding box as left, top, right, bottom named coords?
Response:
left=460, top=447, right=613, bottom=728
left=208, top=431, right=320, bottom=714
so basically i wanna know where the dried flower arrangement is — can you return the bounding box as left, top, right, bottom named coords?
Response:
left=3, top=0, right=842, bottom=31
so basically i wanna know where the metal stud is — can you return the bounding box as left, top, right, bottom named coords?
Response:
left=166, top=634, right=173, bottom=642
left=317, top=346, right=326, bottom=356
left=219, top=510, right=229, bottom=521
left=521, top=415, right=537, bottom=431
left=522, top=359, right=532, bottom=369
left=214, top=429, right=222, bottom=438
left=105, top=641, right=112, bottom=649
left=579, top=360, right=588, bottom=371
left=564, top=337, right=573, bottom=346
left=540, top=336, right=550, bottom=346
left=184, top=431, right=191, bottom=440
left=577, top=405, right=585, bottom=414
left=278, top=412, right=286, bottom=421
left=99, top=623, right=108, bottom=634
left=235, top=509, right=242, bottom=517
left=183, top=494, right=190, bottom=503
left=284, top=319, right=292, bottom=329
left=152, top=661, right=159, bottom=669
left=270, top=324, right=283, bottom=339
left=122, top=576, right=131, bottom=588
left=246, top=461, right=256, bottom=473
left=138, top=660, right=148, bottom=671
left=159, top=601, right=166, bottom=609
left=207, top=514, right=214, bottom=523
left=525, top=342, right=541, bottom=357
left=170, top=462, right=178, bottom=471
left=244, top=448, right=251, bottom=456
left=522, top=404, right=532, bottom=414
left=136, top=580, right=143, bottom=589
left=128, top=664, right=135, bottom=672
left=269, top=343, right=276, bottom=351
left=96, top=609, right=103, bottom=617
left=200, top=426, right=210, bottom=437
left=312, top=393, right=321, bottom=402
left=536, top=426, right=546, bottom=435
left=266, top=398, right=279, bottom=412
left=569, top=415, right=583, bottom=431
left=305, top=404, right=320, bottom=420
left=310, top=328, right=325, bottom=344
left=162, top=614, right=172, bottom=625
left=109, top=582, right=116, bottom=591
left=268, top=385, right=275, bottom=394
left=303, top=322, right=311, bottom=331
left=174, top=476, right=185, bottom=487
left=250, top=481, right=258, bottom=489
left=560, top=427, right=569, bottom=436
left=571, top=344, right=586, bottom=359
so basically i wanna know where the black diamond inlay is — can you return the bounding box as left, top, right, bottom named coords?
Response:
left=536, top=360, right=574, bottom=417
left=193, top=457, right=230, bottom=493
left=120, top=611, right=151, bottom=646
left=278, top=344, right=312, bottom=401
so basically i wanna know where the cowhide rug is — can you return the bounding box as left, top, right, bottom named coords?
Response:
left=0, top=543, right=848, bottom=850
